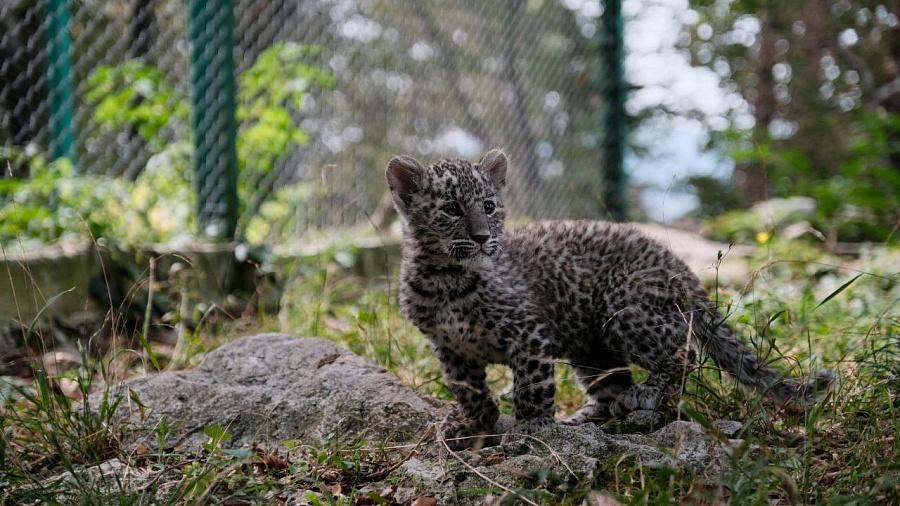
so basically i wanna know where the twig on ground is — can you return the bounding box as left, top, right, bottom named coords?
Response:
left=435, top=424, right=540, bottom=506
left=363, top=424, right=436, bottom=481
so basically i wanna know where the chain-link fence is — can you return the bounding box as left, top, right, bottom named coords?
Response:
left=1, top=0, right=625, bottom=245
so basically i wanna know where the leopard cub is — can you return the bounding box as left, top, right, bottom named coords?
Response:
left=386, top=149, right=833, bottom=449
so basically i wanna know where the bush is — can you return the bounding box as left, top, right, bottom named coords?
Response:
left=1, top=43, right=333, bottom=248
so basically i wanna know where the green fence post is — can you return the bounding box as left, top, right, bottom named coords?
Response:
left=187, top=0, right=238, bottom=239
left=600, top=0, right=627, bottom=221
left=44, top=0, right=77, bottom=165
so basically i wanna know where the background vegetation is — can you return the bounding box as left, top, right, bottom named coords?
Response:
left=685, top=0, right=900, bottom=243
left=1, top=0, right=899, bottom=504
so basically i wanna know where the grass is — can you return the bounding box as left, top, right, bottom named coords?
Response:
left=1, top=237, right=899, bottom=504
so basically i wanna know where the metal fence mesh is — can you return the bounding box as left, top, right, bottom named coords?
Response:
left=1, top=0, right=623, bottom=245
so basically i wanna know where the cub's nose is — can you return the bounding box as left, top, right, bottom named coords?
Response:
left=471, top=232, right=490, bottom=244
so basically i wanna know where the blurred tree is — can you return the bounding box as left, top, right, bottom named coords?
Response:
left=123, top=0, right=160, bottom=180
left=364, top=0, right=619, bottom=220
left=0, top=0, right=48, bottom=177
left=689, top=0, right=900, bottom=240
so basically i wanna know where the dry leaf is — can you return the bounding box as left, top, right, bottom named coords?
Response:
left=355, top=496, right=376, bottom=505
left=681, top=483, right=729, bottom=506
left=255, top=448, right=289, bottom=469
left=320, top=469, right=341, bottom=482
left=0, top=353, right=33, bottom=378
left=330, top=483, right=342, bottom=497
left=58, top=377, right=83, bottom=400
left=484, top=453, right=504, bottom=466
left=135, top=442, right=150, bottom=455
left=354, top=487, right=397, bottom=506
left=412, top=494, right=438, bottom=506
left=41, top=350, right=81, bottom=377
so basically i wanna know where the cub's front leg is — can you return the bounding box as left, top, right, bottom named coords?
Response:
left=433, top=346, right=500, bottom=450
left=503, top=335, right=557, bottom=442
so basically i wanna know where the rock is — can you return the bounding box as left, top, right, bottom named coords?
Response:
left=81, top=334, right=747, bottom=503
left=632, top=223, right=753, bottom=282
left=49, top=458, right=129, bottom=485
left=713, top=420, right=743, bottom=438
left=40, top=349, right=82, bottom=376
left=29, top=458, right=158, bottom=504
left=93, top=334, right=447, bottom=452
left=752, top=197, right=817, bottom=225
left=394, top=418, right=738, bottom=504
left=644, top=421, right=737, bottom=475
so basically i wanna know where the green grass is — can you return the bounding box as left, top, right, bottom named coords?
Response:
left=2, top=239, right=899, bottom=504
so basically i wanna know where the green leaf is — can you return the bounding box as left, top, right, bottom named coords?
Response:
left=204, top=424, right=232, bottom=442
left=26, top=287, right=76, bottom=336
left=222, top=448, right=254, bottom=459
left=814, top=274, right=863, bottom=312
left=766, top=465, right=800, bottom=506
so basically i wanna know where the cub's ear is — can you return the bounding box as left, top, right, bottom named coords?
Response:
left=385, top=155, right=426, bottom=214
left=478, top=149, right=507, bottom=188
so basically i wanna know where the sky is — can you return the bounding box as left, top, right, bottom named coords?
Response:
left=621, top=0, right=753, bottom=221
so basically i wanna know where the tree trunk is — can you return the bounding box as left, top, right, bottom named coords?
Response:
left=502, top=0, right=545, bottom=218
left=0, top=1, right=48, bottom=177
left=739, top=10, right=778, bottom=202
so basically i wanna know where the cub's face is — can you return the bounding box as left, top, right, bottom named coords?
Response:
left=385, top=150, right=508, bottom=261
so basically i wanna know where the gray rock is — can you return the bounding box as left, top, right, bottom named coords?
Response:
left=80, top=334, right=747, bottom=503
left=713, top=420, right=743, bottom=438
left=94, top=334, right=447, bottom=452
left=752, top=196, right=817, bottom=225
left=392, top=416, right=737, bottom=504
left=643, top=421, right=736, bottom=475
left=632, top=223, right=754, bottom=282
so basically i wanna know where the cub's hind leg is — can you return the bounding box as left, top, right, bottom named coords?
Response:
left=561, top=354, right=634, bottom=425
left=605, top=307, right=698, bottom=417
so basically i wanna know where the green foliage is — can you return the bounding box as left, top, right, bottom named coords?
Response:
left=0, top=143, right=197, bottom=246
left=704, top=111, right=900, bottom=244
left=202, top=424, right=233, bottom=452
left=4, top=240, right=899, bottom=503
left=237, top=44, right=332, bottom=184
left=0, top=42, right=333, bottom=247
left=686, top=0, right=900, bottom=241
left=1, top=343, right=126, bottom=504
left=685, top=175, right=750, bottom=217
left=243, top=180, right=332, bottom=246
left=84, top=60, right=189, bottom=151
left=0, top=153, right=130, bottom=246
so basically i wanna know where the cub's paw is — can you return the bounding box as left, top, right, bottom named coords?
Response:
left=560, top=401, right=613, bottom=426
left=609, top=383, right=664, bottom=417
left=500, top=416, right=557, bottom=446
left=439, top=409, right=491, bottom=451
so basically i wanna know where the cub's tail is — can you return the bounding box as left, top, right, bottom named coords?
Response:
left=697, top=309, right=835, bottom=406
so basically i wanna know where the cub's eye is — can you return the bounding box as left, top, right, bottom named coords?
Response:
left=483, top=201, right=496, bottom=214
left=442, top=202, right=463, bottom=216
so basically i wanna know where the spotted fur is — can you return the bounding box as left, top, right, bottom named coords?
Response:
left=386, top=150, right=834, bottom=450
